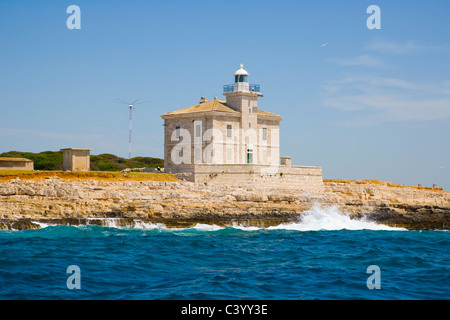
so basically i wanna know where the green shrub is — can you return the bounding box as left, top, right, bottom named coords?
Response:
left=0, top=151, right=163, bottom=172
left=0, top=150, right=63, bottom=170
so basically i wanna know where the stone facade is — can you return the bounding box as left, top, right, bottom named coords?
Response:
left=162, top=103, right=282, bottom=170
left=0, top=158, right=34, bottom=171
left=61, top=148, right=91, bottom=172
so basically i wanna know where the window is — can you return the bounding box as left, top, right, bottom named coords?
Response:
left=226, top=147, right=232, bottom=162
left=262, top=128, right=268, bottom=141
left=262, top=149, right=268, bottom=163
left=235, top=75, right=248, bottom=83
left=175, top=126, right=180, bottom=140
left=227, top=124, right=232, bottom=138
left=195, top=124, right=201, bottom=138
left=249, top=108, right=251, bottom=113
left=174, top=149, right=180, bottom=164
left=195, top=147, right=202, bottom=164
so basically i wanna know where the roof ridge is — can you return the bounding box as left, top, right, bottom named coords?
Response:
left=163, top=98, right=241, bottom=116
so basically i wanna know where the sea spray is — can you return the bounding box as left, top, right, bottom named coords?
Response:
left=200, top=204, right=406, bottom=232
left=267, top=204, right=406, bottom=231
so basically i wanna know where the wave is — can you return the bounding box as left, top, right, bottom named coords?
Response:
left=267, top=204, right=406, bottom=231
left=28, top=204, right=406, bottom=232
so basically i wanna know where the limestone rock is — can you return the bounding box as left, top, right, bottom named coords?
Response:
left=0, top=177, right=448, bottom=230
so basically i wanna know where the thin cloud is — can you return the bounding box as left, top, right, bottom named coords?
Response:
left=322, top=76, right=450, bottom=125
left=330, top=55, right=389, bottom=68
left=364, top=38, right=449, bottom=54
left=364, top=39, right=422, bottom=54
left=0, top=127, right=103, bottom=142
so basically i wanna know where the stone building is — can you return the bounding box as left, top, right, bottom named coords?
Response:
left=161, top=65, right=323, bottom=191
left=61, top=148, right=91, bottom=172
left=162, top=64, right=282, bottom=169
left=0, top=157, right=34, bottom=171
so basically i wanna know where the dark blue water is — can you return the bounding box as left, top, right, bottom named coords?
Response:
left=0, top=222, right=448, bottom=300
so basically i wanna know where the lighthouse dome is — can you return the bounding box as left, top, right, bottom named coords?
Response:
left=234, top=64, right=249, bottom=76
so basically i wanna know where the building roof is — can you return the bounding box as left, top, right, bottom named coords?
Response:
left=256, top=109, right=281, bottom=117
left=162, top=97, right=282, bottom=119
left=0, top=157, right=33, bottom=162
left=162, top=98, right=240, bottom=116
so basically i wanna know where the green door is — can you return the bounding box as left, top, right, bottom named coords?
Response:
left=247, top=149, right=253, bottom=164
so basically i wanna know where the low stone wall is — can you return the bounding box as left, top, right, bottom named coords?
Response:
left=175, top=164, right=323, bottom=192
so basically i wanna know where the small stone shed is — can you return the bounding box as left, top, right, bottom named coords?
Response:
left=60, top=148, right=91, bottom=172
left=0, top=157, right=34, bottom=170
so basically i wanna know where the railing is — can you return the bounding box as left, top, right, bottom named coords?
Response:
left=250, top=84, right=261, bottom=92
left=223, top=83, right=261, bottom=93
left=223, top=84, right=234, bottom=93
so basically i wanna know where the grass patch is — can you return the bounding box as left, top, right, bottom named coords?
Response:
left=323, top=179, right=445, bottom=191
left=0, top=170, right=178, bottom=182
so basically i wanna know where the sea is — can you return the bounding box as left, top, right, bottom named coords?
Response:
left=0, top=205, right=448, bottom=300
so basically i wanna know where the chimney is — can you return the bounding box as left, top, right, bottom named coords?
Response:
left=280, top=157, right=292, bottom=167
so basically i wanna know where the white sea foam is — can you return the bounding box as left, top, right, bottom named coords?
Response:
left=191, top=223, right=223, bottom=231
left=267, top=204, right=406, bottom=231
left=85, top=218, right=168, bottom=230
left=133, top=220, right=168, bottom=230
left=231, top=223, right=260, bottom=231
left=32, top=221, right=51, bottom=228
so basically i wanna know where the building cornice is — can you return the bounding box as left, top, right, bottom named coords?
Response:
left=161, top=111, right=242, bottom=120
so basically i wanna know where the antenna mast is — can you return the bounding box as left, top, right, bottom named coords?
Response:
left=118, top=98, right=151, bottom=159
left=128, top=103, right=133, bottom=159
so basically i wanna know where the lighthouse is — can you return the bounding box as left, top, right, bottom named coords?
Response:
left=160, top=64, right=323, bottom=192
left=162, top=64, right=281, bottom=169
left=222, top=64, right=264, bottom=163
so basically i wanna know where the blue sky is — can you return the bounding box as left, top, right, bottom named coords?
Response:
left=1, top=0, right=449, bottom=189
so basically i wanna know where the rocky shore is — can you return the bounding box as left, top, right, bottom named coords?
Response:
left=0, top=176, right=448, bottom=230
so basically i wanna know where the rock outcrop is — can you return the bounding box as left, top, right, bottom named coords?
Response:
left=322, top=181, right=449, bottom=230
left=0, top=177, right=448, bottom=230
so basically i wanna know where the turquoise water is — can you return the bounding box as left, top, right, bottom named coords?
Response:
left=0, top=207, right=449, bottom=300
